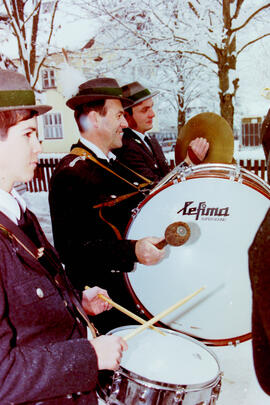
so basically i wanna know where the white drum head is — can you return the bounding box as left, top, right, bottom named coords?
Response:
left=112, top=326, right=220, bottom=386
left=125, top=164, right=270, bottom=345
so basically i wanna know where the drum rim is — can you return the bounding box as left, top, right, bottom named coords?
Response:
left=108, top=325, right=221, bottom=390
left=125, top=164, right=269, bottom=346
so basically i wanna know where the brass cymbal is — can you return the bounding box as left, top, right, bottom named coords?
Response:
left=175, top=112, right=234, bottom=165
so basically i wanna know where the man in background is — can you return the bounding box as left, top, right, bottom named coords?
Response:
left=115, top=81, right=209, bottom=182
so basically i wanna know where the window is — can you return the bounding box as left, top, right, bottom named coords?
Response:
left=43, top=113, right=63, bottom=140
left=42, top=69, right=56, bottom=89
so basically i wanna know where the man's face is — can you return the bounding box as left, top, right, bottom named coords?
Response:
left=0, top=116, right=42, bottom=191
left=130, top=97, right=155, bottom=134
left=97, top=99, right=128, bottom=153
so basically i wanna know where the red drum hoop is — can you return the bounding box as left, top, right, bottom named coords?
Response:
left=125, top=164, right=270, bottom=346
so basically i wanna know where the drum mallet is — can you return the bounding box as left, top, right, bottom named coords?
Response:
left=123, top=287, right=205, bottom=341
left=155, top=221, right=191, bottom=249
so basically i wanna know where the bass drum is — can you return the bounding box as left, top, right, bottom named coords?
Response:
left=125, top=164, right=270, bottom=346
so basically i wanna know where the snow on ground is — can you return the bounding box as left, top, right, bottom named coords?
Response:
left=23, top=191, right=54, bottom=246
left=22, top=190, right=270, bottom=405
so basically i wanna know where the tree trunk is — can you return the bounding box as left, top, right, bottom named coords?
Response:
left=177, top=93, right=186, bottom=135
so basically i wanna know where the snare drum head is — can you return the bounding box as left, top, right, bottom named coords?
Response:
left=125, top=164, right=270, bottom=345
left=111, top=326, right=220, bottom=386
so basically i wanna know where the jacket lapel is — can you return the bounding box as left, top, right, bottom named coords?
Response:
left=128, top=129, right=154, bottom=157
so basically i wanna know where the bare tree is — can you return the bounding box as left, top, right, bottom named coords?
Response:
left=81, top=0, right=270, bottom=130
left=0, top=0, right=61, bottom=89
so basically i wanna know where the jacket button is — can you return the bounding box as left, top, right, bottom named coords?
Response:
left=36, top=288, right=44, bottom=298
left=66, top=394, right=72, bottom=399
left=63, top=300, right=68, bottom=307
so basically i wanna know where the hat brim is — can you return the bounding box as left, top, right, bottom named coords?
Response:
left=124, top=90, right=159, bottom=109
left=66, top=94, right=133, bottom=110
left=0, top=105, right=52, bottom=116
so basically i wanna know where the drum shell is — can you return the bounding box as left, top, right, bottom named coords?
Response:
left=98, top=326, right=222, bottom=405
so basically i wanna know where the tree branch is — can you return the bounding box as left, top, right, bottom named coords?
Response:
left=232, top=3, right=270, bottom=33
left=237, top=33, right=270, bottom=55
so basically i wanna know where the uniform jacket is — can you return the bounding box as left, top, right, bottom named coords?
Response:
left=114, top=128, right=170, bottom=182
left=249, top=207, right=270, bottom=395
left=0, top=209, right=98, bottom=404
left=49, top=141, right=147, bottom=333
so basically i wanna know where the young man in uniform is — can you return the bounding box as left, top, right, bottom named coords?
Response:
left=0, top=69, right=127, bottom=404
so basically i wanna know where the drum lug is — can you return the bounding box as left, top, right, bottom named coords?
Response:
left=209, top=378, right=222, bottom=404
left=230, top=164, right=242, bottom=183
left=173, top=387, right=185, bottom=403
left=138, top=387, right=149, bottom=402
left=131, top=207, right=140, bottom=217
left=177, top=166, right=192, bottom=182
left=109, top=371, right=122, bottom=400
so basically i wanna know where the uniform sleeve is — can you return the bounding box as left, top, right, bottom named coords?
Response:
left=248, top=208, right=270, bottom=394
left=0, top=241, right=98, bottom=403
left=249, top=208, right=270, bottom=338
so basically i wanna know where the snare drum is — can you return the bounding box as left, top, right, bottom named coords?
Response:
left=125, top=164, right=270, bottom=346
left=98, top=326, right=221, bottom=405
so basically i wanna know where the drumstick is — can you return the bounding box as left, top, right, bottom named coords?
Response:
left=84, top=286, right=166, bottom=336
left=123, top=286, right=205, bottom=341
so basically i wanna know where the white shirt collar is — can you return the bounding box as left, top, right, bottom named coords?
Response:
left=0, top=188, right=26, bottom=224
left=79, top=136, right=116, bottom=162
left=131, top=129, right=152, bottom=150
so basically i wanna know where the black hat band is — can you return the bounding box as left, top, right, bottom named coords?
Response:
left=79, top=87, right=123, bottom=97
left=0, top=90, right=36, bottom=107
left=128, top=88, right=151, bottom=102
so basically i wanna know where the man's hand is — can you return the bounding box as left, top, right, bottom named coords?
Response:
left=135, top=236, right=165, bottom=265
left=185, top=137, right=209, bottom=165
left=91, top=335, right=128, bottom=370
left=82, top=286, right=112, bottom=316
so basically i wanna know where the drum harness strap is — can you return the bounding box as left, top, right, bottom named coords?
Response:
left=0, top=213, right=98, bottom=338
left=70, top=146, right=153, bottom=240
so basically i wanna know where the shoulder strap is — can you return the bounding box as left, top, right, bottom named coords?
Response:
left=0, top=212, right=44, bottom=259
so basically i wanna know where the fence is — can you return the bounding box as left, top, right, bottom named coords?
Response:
left=26, top=158, right=61, bottom=192
left=21, top=157, right=269, bottom=193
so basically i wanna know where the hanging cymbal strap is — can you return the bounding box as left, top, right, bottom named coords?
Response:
left=0, top=215, right=97, bottom=337
left=71, top=147, right=152, bottom=191
left=70, top=147, right=149, bottom=240
left=115, top=160, right=152, bottom=186
left=93, top=190, right=140, bottom=208
left=98, top=207, right=123, bottom=240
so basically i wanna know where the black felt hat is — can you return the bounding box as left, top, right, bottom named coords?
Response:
left=0, top=69, right=52, bottom=115
left=66, top=77, right=133, bottom=110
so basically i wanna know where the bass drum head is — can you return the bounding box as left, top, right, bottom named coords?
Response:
left=125, top=164, right=270, bottom=345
